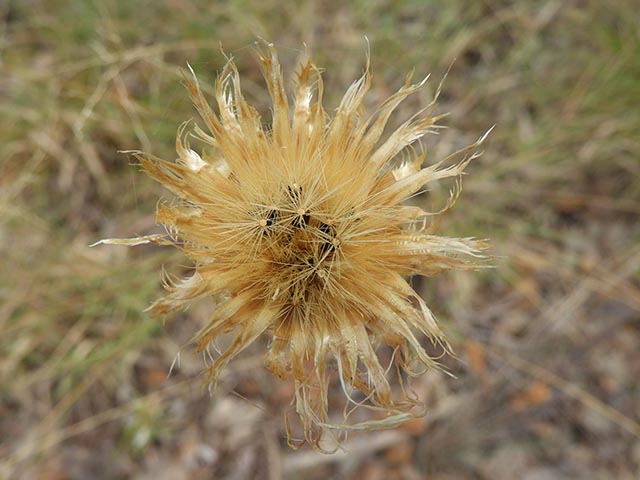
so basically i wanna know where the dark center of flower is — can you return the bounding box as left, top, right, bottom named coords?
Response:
left=258, top=183, right=341, bottom=305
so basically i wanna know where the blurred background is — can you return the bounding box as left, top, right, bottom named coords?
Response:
left=1, top=0, right=639, bottom=478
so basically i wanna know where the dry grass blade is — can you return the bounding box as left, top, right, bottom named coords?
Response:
left=485, top=345, right=640, bottom=438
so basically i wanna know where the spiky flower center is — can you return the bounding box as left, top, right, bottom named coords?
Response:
left=258, top=185, right=340, bottom=306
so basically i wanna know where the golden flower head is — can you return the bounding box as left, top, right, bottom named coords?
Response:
left=102, top=40, right=489, bottom=450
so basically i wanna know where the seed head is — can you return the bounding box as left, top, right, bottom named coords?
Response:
left=104, top=41, right=489, bottom=450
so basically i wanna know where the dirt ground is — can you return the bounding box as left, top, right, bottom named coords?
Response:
left=1, top=1, right=639, bottom=479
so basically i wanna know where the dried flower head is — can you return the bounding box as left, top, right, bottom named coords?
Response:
left=101, top=41, right=489, bottom=449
